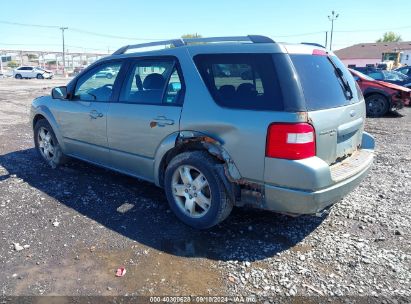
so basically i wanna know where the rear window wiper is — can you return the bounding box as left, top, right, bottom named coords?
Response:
left=328, top=57, right=353, bottom=100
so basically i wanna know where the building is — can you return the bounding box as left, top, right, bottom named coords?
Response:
left=335, top=41, right=411, bottom=68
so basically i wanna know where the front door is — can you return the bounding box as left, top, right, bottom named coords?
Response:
left=107, top=58, right=184, bottom=181
left=55, top=61, right=123, bottom=165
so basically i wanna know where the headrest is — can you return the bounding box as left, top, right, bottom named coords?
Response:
left=143, top=73, right=165, bottom=90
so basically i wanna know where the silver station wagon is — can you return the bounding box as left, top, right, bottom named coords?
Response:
left=30, top=36, right=375, bottom=229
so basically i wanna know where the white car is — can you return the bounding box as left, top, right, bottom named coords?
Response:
left=13, top=66, right=54, bottom=79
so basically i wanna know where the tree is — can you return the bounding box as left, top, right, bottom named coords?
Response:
left=376, top=32, right=402, bottom=43
left=181, top=33, right=202, bottom=39
left=7, top=61, right=19, bottom=68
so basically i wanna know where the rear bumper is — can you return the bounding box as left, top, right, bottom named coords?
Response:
left=263, top=159, right=372, bottom=214
left=260, top=132, right=375, bottom=215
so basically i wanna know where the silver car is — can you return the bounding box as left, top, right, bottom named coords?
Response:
left=30, top=36, right=375, bottom=229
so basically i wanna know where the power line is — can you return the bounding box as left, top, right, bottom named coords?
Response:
left=0, top=20, right=59, bottom=29
left=0, top=20, right=166, bottom=41
left=68, top=28, right=166, bottom=41
left=274, top=31, right=326, bottom=38
left=335, top=25, right=411, bottom=33
left=0, top=19, right=410, bottom=41
left=0, top=42, right=108, bottom=52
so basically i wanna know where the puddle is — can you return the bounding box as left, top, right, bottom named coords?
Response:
left=11, top=246, right=225, bottom=296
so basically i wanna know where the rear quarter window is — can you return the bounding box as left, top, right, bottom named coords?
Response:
left=194, top=54, right=283, bottom=111
left=290, top=54, right=359, bottom=110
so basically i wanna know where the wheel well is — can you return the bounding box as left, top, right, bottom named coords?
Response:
left=33, top=114, right=46, bottom=129
left=158, top=139, right=224, bottom=188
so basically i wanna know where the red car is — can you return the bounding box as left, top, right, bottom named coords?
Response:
left=349, top=68, right=411, bottom=117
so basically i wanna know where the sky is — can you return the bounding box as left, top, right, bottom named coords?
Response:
left=0, top=0, right=410, bottom=54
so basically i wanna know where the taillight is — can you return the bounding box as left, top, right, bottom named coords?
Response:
left=266, top=123, right=316, bottom=160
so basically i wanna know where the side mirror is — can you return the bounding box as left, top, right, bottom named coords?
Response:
left=51, top=86, right=68, bottom=100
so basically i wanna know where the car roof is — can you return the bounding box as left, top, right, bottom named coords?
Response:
left=96, top=36, right=333, bottom=63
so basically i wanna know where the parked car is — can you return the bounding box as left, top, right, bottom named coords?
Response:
left=13, top=66, right=53, bottom=79
left=73, top=66, right=86, bottom=75
left=30, top=36, right=375, bottom=229
left=94, top=67, right=117, bottom=79
left=395, top=66, right=411, bottom=78
left=349, top=69, right=411, bottom=117
left=355, top=68, right=411, bottom=88
left=353, top=66, right=382, bottom=74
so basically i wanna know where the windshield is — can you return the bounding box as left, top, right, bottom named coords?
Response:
left=352, top=70, right=375, bottom=81
left=290, top=54, right=359, bottom=110
left=385, top=70, right=409, bottom=81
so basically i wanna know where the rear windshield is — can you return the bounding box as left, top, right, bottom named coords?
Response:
left=290, top=54, right=359, bottom=110
left=194, top=54, right=283, bottom=111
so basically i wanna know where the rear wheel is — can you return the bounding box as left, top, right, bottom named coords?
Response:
left=15, top=74, right=22, bottom=79
left=164, top=151, right=233, bottom=229
left=365, top=94, right=389, bottom=117
left=34, top=119, right=66, bottom=168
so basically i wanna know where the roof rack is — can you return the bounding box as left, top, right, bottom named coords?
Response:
left=301, top=42, right=326, bottom=48
left=113, top=35, right=275, bottom=55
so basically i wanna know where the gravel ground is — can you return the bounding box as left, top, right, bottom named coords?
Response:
left=0, top=78, right=410, bottom=301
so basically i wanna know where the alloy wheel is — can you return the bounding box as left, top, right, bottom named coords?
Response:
left=171, top=165, right=212, bottom=218
left=37, top=127, right=56, bottom=161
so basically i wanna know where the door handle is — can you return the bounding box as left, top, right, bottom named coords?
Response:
left=151, top=116, right=174, bottom=127
left=89, top=110, right=104, bottom=119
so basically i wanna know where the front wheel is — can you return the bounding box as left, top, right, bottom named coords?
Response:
left=365, top=94, right=389, bottom=117
left=34, top=119, right=66, bottom=168
left=15, top=74, right=22, bottom=79
left=36, top=74, right=44, bottom=79
left=164, top=151, right=233, bottom=229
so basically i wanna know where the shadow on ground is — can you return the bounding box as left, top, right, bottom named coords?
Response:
left=0, top=148, right=325, bottom=262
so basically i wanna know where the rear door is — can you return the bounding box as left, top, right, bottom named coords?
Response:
left=107, top=57, right=183, bottom=181
left=289, top=53, right=364, bottom=165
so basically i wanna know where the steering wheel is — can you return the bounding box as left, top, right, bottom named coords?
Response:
left=102, top=84, right=113, bottom=89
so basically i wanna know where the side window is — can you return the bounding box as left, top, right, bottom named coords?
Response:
left=120, top=58, right=183, bottom=105
left=194, top=54, right=283, bottom=111
left=74, top=62, right=122, bottom=102
left=163, top=67, right=183, bottom=104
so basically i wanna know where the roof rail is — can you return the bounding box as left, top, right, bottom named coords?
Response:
left=301, top=42, right=326, bottom=48
left=113, top=35, right=275, bottom=55
left=183, top=35, right=274, bottom=44
left=112, top=39, right=184, bottom=55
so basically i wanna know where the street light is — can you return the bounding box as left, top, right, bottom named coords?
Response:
left=328, top=11, right=339, bottom=50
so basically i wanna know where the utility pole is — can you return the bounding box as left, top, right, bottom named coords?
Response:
left=60, top=26, right=68, bottom=75
left=328, top=11, right=339, bottom=51
left=325, top=31, right=328, bottom=49
left=0, top=51, right=3, bottom=76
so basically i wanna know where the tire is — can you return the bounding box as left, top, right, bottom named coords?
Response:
left=34, top=119, right=67, bottom=168
left=106, top=73, right=113, bottom=79
left=365, top=94, right=389, bottom=117
left=15, top=74, right=22, bottom=79
left=164, top=151, right=234, bottom=229
left=36, top=74, right=44, bottom=79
